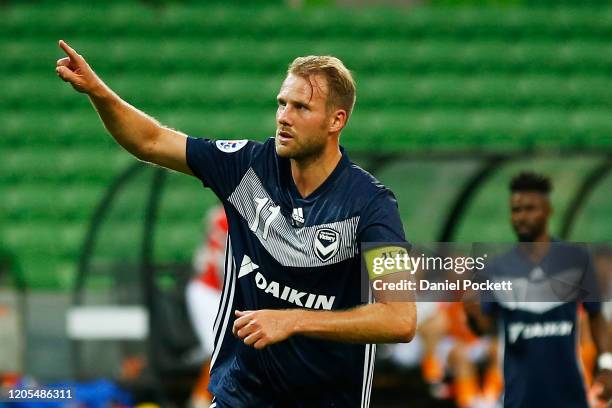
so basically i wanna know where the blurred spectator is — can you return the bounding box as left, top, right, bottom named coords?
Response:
left=386, top=302, right=502, bottom=408
left=185, top=206, right=228, bottom=407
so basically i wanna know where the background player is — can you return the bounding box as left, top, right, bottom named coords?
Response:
left=465, top=172, right=612, bottom=407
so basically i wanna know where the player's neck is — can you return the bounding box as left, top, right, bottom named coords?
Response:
left=518, top=231, right=551, bottom=263
left=533, top=231, right=550, bottom=243
left=290, top=144, right=342, bottom=198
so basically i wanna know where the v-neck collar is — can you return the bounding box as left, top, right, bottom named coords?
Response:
left=280, top=147, right=350, bottom=203
left=514, top=238, right=558, bottom=267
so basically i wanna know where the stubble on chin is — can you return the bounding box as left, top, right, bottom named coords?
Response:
left=275, top=138, right=292, bottom=158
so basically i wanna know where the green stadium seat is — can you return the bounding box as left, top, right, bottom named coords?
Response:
left=2, top=148, right=130, bottom=183
left=0, top=183, right=99, bottom=222
left=3, top=1, right=612, bottom=289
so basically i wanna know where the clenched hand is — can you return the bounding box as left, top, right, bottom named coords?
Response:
left=233, top=309, right=298, bottom=350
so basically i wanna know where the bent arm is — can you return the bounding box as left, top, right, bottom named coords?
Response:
left=294, top=301, right=416, bottom=343
left=56, top=40, right=192, bottom=175
left=233, top=301, right=416, bottom=349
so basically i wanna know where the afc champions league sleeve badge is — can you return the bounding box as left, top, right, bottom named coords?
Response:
left=313, top=228, right=341, bottom=262
left=215, top=139, right=248, bottom=153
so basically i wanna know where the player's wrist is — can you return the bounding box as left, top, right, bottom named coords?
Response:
left=598, top=352, right=612, bottom=372
left=88, top=78, right=111, bottom=100
left=289, top=309, right=308, bottom=336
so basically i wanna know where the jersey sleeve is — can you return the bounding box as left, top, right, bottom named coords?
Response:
left=582, top=247, right=602, bottom=314
left=571, top=245, right=602, bottom=314
left=357, top=188, right=407, bottom=244
left=186, top=137, right=257, bottom=200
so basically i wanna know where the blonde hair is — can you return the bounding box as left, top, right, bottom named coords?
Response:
left=288, top=56, right=356, bottom=119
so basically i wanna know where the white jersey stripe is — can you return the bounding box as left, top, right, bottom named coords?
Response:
left=212, top=235, right=232, bottom=339
left=361, top=287, right=376, bottom=408
left=211, top=240, right=236, bottom=370
left=361, top=343, right=371, bottom=408
left=364, top=288, right=376, bottom=408
left=366, top=343, right=376, bottom=408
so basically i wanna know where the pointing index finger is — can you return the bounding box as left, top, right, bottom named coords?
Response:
left=59, top=40, right=80, bottom=62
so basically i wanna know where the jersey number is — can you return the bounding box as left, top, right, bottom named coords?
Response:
left=250, top=197, right=280, bottom=240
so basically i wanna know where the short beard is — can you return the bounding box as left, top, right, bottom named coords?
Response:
left=276, top=135, right=326, bottom=162
left=516, top=233, right=535, bottom=243
left=514, top=226, right=544, bottom=243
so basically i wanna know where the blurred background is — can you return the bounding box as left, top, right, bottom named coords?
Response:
left=1, top=0, right=611, bottom=406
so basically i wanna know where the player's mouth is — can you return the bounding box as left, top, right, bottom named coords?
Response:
left=514, top=225, right=534, bottom=236
left=277, top=130, right=294, bottom=143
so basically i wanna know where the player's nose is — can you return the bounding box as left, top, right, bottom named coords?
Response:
left=277, top=106, right=292, bottom=126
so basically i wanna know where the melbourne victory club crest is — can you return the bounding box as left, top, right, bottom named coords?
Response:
left=314, top=228, right=341, bottom=262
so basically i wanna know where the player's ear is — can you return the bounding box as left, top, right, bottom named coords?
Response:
left=328, top=109, right=347, bottom=134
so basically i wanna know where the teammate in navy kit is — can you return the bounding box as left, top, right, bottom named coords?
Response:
left=465, top=172, right=611, bottom=407
left=56, top=40, right=416, bottom=407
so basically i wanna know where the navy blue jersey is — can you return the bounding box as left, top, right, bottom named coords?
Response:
left=186, top=137, right=406, bottom=408
left=482, top=243, right=601, bottom=408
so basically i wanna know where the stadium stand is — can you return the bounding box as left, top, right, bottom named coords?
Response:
left=2, top=1, right=612, bottom=289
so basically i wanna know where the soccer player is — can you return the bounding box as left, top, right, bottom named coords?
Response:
left=56, top=40, right=416, bottom=407
left=465, top=172, right=612, bottom=407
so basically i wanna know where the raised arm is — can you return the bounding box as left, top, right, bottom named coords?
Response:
left=55, top=40, right=192, bottom=175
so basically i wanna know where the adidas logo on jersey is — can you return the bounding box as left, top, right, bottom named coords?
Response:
left=291, top=208, right=304, bottom=228
left=529, top=266, right=546, bottom=281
